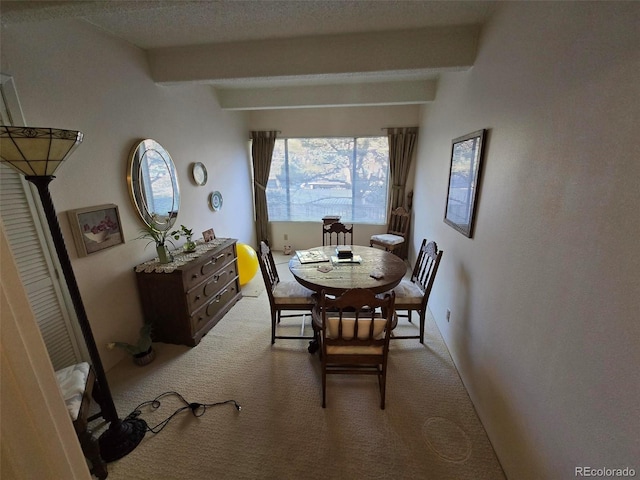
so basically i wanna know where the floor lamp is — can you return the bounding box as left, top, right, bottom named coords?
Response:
left=0, top=126, right=146, bottom=462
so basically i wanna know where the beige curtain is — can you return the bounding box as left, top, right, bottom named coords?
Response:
left=251, top=131, right=278, bottom=247
left=387, top=127, right=418, bottom=211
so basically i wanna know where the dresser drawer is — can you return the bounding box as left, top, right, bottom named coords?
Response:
left=183, top=244, right=235, bottom=291
left=190, top=280, right=239, bottom=334
left=186, top=262, right=238, bottom=313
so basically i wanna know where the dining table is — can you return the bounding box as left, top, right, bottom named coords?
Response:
left=288, top=245, right=407, bottom=296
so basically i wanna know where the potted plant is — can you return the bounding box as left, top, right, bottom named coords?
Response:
left=137, top=218, right=175, bottom=264
left=107, top=322, right=155, bottom=366
left=171, top=224, right=196, bottom=253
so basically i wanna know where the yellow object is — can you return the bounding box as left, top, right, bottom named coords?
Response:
left=236, top=243, right=259, bottom=286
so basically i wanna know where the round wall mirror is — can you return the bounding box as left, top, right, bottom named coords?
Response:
left=127, top=139, right=180, bottom=230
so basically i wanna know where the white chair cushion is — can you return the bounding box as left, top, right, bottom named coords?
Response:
left=370, top=233, right=405, bottom=246
left=273, top=280, right=315, bottom=305
left=327, top=316, right=386, bottom=339
left=325, top=316, right=386, bottom=354
left=392, top=279, right=424, bottom=306
left=55, top=362, right=90, bottom=421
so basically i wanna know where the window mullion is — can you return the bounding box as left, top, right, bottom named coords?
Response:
left=351, top=138, right=357, bottom=222
left=284, top=139, right=290, bottom=221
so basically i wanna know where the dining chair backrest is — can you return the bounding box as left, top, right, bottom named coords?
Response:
left=313, top=288, right=395, bottom=408
left=258, top=240, right=279, bottom=292
left=318, top=288, right=394, bottom=346
left=410, top=239, right=443, bottom=303
left=322, top=221, right=353, bottom=246
left=387, top=206, right=410, bottom=238
left=369, top=206, right=410, bottom=258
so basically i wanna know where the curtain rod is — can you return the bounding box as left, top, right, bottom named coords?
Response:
left=250, top=132, right=391, bottom=140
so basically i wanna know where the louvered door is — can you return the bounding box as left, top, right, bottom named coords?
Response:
left=0, top=74, right=83, bottom=370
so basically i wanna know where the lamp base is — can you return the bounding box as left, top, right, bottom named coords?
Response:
left=98, top=417, right=147, bottom=463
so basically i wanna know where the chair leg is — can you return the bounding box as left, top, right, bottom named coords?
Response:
left=419, top=311, right=426, bottom=344
left=271, top=311, right=277, bottom=344
left=91, top=377, right=105, bottom=414
left=321, top=360, right=327, bottom=408
left=316, top=327, right=322, bottom=358
left=379, top=365, right=386, bottom=410
left=308, top=326, right=320, bottom=354
left=78, top=429, right=108, bottom=480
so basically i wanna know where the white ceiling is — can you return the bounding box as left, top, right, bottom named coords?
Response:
left=0, top=0, right=499, bottom=108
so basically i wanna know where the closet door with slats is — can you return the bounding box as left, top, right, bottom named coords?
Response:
left=0, top=74, right=83, bottom=370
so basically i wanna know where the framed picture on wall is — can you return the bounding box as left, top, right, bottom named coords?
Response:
left=67, top=204, right=125, bottom=257
left=444, top=129, right=487, bottom=238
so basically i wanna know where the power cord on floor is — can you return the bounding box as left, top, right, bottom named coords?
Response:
left=125, top=391, right=241, bottom=434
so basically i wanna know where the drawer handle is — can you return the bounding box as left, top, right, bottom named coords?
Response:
left=201, top=253, right=227, bottom=272
left=192, top=273, right=199, bottom=280
left=214, top=288, right=228, bottom=303
left=210, top=253, right=225, bottom=264
left=195, top=295, right=201, bottom=301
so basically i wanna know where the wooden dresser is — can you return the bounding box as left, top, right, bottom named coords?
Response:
left=134, top=238, right=242, bottom=346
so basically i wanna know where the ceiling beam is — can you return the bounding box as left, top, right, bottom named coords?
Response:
left=216, top=80, right=437, bottom=110
left=148, top=26, right=480, bottom=85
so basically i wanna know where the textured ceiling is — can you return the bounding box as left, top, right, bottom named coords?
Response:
left=0, top=1, right=499, bottom=107
left=0, top=0, right=498, bottom=49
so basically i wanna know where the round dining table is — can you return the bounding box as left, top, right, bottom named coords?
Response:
left=288, top=245, right=407, bottom=295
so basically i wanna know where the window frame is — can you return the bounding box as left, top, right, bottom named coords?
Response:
left=266, top=136, right=390, bottom=224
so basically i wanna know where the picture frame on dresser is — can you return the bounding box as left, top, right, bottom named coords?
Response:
left=67, top=203, right=125, bottom=257
left=203, top=228, right=215, bottom=242
left=444, top=129, right=487, bottom=238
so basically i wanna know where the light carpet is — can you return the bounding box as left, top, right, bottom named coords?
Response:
left=97, top=255, right=505, bottom=480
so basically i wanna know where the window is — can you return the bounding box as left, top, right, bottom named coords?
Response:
left=266, top=137, right=389, bottom=223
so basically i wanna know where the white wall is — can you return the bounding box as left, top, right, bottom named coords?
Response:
left=268, top=221, right=383, bottom=252
left=248, top=105, right=421, bottom=250
left=0, top=19, right=254, bottom=370
left=413, top=3, right=640, bottom=478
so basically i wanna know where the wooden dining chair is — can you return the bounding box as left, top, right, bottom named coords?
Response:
left=312, top=288, right=396, bottom=409
left=390, top=239, right=443, bottom=343
left=55, top=362, right=108, bottom=479
left=322, top=221, right=353, bottom=246
left=370, top=206, right=410, bottom=258
left=258, top=240, right=316, bottom=344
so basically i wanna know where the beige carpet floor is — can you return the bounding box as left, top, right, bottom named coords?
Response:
left=96, top=254, right=505, bottom=480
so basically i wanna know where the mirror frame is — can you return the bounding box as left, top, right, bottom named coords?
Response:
left=127, top=139, right=180, bottom=230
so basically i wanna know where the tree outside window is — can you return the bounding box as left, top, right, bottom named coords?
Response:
left=266, top=137, right=389, bottom=223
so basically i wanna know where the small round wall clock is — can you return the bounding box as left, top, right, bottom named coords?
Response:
left=191, top=162, right=208, bottom=186
left=209, top=191, right=223, bottom=211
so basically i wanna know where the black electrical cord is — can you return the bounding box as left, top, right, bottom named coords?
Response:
left=125, top=391, right=241, bottom=435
